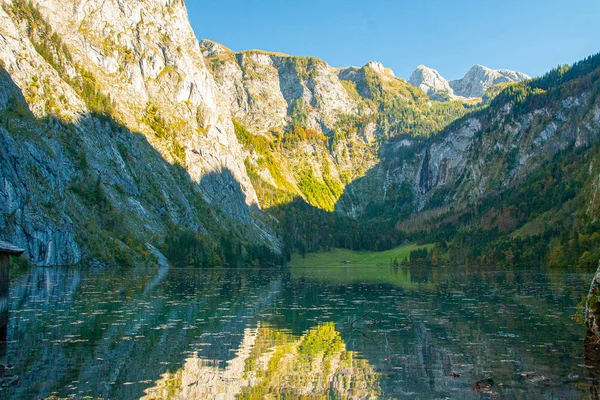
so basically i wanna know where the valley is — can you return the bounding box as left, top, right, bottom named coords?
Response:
left=1, top=0, right=600, bottom=398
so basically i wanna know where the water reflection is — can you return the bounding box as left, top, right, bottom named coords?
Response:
left=144, top=323, right=381, bottom=399
left=1, top=263, right=594, bottom=399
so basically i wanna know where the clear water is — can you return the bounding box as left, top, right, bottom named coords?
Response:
left=0, top=263, right=595, bottom=399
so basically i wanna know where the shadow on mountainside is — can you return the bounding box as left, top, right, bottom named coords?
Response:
left=0, top=66, right=279, bottom=267
left=266, top=55, right=600, bottom=262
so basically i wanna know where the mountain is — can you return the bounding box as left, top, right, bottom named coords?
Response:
left=1, top=0, right=600, bottom=269
left=408, top=65, right=459, bottom=101
left=408, top=64, right=530, bottom=101
left=200, top=39, right=470, bottom=214
left=0, top=0, right=279, bottom=266
left=450, top=64, right=531, bottom=98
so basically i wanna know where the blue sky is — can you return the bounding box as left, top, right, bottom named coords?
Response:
left=187, top=0, right=600, bottom=80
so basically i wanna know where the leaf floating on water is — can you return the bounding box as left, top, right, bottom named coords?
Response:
left=472, top=378, right=494, bottom=391
left=519, top=371, right=536, bottom=378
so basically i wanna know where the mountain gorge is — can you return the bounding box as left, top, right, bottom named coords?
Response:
left=1, top=0, right=600, bottom=269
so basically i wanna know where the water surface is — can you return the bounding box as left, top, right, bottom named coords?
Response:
left=0, top=262, right=594, bottom=399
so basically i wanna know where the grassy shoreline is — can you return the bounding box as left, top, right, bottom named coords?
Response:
left=289, top=243, right=434, bottom=268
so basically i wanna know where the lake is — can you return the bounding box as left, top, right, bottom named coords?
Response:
left=0, top=261, right=595, bottom=399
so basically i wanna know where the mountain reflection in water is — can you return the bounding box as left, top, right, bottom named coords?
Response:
left=0, top=263, right=593, bottom=399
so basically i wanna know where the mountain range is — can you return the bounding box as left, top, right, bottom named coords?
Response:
left=408, top=64, right=531, bottom=101
left=1, top=0, right=600, bottom=269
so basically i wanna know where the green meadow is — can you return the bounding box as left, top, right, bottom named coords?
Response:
left=289, top=243, right=434, bottom=268
left=289, top=243, right=435, bottom=287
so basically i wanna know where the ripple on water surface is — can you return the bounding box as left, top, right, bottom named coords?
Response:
left=0, top=264, right=594, bottom=399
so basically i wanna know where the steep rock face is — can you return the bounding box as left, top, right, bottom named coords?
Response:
left=408, top=63, right=530, bottom=101
left=29, top=0, right=259, bottom=210
left=200, top=39, right=357, bottom=134
left=200, top=41, right=473, bottom=215
left=201, top=41, right=435, bottom=211
left=0, top=0, right=278, bottom=265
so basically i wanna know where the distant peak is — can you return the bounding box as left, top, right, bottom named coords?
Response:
left=466, top=64, right=493, bottom=74
left=408, top=63, right=528, bottom=101
left=415, top=64, right=434, bottom=71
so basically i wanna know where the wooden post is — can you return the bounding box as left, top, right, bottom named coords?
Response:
left=0, top=241, right=24, bottom=353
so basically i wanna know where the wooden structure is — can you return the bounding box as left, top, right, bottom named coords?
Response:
left=0, top=241, right=24, bottom=348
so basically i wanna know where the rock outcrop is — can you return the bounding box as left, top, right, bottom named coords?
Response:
left=337, top=83, right=600, bottom=218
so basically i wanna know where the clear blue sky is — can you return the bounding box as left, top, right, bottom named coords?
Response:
left=187, top=0, right=600, bottom=80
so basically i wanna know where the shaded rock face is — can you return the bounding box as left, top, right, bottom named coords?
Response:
left=408, top=64, right=530, bottom=101
left=0, top=0, right=278, bottom=265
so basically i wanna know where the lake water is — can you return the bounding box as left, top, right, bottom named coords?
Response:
left=0, top=262, right=595, bottom=399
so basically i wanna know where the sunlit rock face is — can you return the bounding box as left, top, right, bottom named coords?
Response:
left=408, top=64, right=530, bottom=101
left=0, top=0, right=278, bottom=264
left=200, top=39, right=358, bottom=134
left=450, top=65, right=531, bottom=99
left=408, top=65, right=460, bottom=101
left=143, top=323, right=381, bottom=399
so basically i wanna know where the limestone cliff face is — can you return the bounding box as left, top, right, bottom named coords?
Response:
left=27, top=0, right=259, bottom=210
left=200, top=39, right=358, bottom=134
left=0, top=0, right=277, bottom=265
left=200, top=40, right=469, bottom=213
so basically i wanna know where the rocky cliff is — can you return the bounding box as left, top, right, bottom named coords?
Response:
left=0, top=0, right=277, bottom=266
left=408, top=65, right=459, bottom=101
left=451, top=64, right=530, bottom=98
